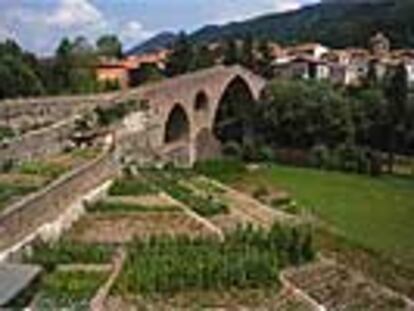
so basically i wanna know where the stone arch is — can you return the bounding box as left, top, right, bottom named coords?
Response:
left=194, top=91, right=209, bottom=112
left=212, top=75, right=256, bottom=146
left=164, top=103, right=190, bottom=144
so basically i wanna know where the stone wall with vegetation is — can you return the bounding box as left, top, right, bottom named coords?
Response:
left=0, top=92, right=119, bottom=132
left=0, top=117, right=77, bottom=166
left=0, top=146, right=118, bottom=253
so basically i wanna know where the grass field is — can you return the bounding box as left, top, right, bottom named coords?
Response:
left=204, top=163, right=414, bottom=269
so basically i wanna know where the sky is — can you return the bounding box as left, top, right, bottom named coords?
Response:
left=0, top=0, right=319, bottom=55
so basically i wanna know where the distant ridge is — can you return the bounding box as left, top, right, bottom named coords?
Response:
left=129, top=0, right=414, bottom=52
left=126, top=32, right=177, bottom=56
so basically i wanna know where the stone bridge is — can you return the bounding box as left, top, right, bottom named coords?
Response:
left=119, top=65, right=266, bottom=165
left=0, top=65, right=266, bottom=166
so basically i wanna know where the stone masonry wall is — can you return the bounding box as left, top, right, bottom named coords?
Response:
left=0, top=117, right=77, bottom=165
left=0, top=145, right=118, bottom=253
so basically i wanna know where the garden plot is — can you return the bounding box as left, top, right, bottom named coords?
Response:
left=105, top=287, right=314, bottom=311
left=65, top=174, right=218, bottom=243
left=108, top=225, right=316, bottom=310
left=183, top=175, right=296, bottom=231
left=32, top=270, right=108, bottom=310
left=20, top=241, right=116, bottom=310
left=282, top=261, right=410, bottom=311
left=68, top=212, right=213, bottom=244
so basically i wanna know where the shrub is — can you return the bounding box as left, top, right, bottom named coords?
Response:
left=257, top=145, right=275, bottom=162
left=17, top=161, right=66, bottom=178
left=253, top=186, right=269, bottom=200
left=108, top=178, right=158, bottom=196
left=270, top=196, right=292, bottom=208
left=222, top=141, right=242, bottom=159
left=309, top=144, right=330, bottom=169
left=195, top=159, right=246, bottom=182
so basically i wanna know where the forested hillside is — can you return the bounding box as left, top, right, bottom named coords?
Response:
left=190, top=0, right=414, bottom=48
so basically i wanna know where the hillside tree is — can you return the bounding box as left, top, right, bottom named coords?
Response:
left=383, top=62, right=408, bottom=173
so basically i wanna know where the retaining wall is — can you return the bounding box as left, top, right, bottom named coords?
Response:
left=0, top=145, right=118, bottom=254
left=0, top=117, right=77, bottom=165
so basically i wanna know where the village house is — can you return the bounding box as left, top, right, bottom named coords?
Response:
left=272, top=55, right=330, bottom=81
left=96, top=49, right=169, bottom=89
left=287, top=43, right=330, bottom=60
left=269, top=32, right=414, bottom=87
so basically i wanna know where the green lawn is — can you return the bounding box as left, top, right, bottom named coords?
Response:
left=218, top=164, right=414, bottom=268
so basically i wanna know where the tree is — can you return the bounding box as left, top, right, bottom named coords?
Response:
left=383, top=63, right=408, bottom=173
left=165, top=32, right=194, bottom=76
left=192, top=44, right=215, bottom=70
left=259, top=79, right=354, bottom=149
left=96, top=35, right=122, bottom=58
left=257, top=39, right=274, bottom=78
left=50, top=37, right=99, bottom=94
left=223, top=38, right=240, bottom=66
left=130, top=63, right=163, bottom=86
left=0, top=40, right=45, bottom=99
left=240, top=35, right=255, bottom=70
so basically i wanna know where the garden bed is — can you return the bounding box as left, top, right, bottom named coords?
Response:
left=85, top=200, right=182, bottom=214
left=68, top=213, right=214, bottom=243
left=140, top=169, right=229, bottom=217
left=25, top=240, right=114, bottom=270
left=33, top=270, right=108, bottom=310
left=112, top=224, right=315, bottom=305
left=283, top=261, right=409, bottom=311
left=106, top=287, right=313, bottom=310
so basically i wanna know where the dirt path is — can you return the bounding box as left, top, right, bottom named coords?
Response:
left=90, top=247, right=127, bottom=311
left=104, top=193, right=179, bottom=207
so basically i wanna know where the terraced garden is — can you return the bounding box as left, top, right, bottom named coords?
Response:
left=14, top=164, right=413, bottom=310
left=197, top=160, right=414, bottom=299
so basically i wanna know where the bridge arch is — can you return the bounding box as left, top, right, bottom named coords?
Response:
left=194, top=91, right=209, bottom=112
left=164, top=103, right=190, bottom=144
left=212, top=75, right=256, bottom=147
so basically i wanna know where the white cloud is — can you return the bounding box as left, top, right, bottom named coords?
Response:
left=210, top=0, right=303, bottom=25
left=46, top=0, right=105, bottom=28
left=274, top=0, right=302, bottom=12
left=120, top=21, right=153, bottom=46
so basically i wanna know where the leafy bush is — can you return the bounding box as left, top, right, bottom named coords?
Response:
left=252, top=186, right=269, bottom=200
left=309, top=144, right=330, bottom=169
left=0, top=182, right=38, bottom=208
left=0, top=125, right=15, bottom=142
left=257, top=145, right=276, bottom=162
left=270, top=196, right=292, bottom=208
left=195, top=159, right=246, bottom=182
left=108, top=178, right=158, bottom=196
left=222, top=141, right=242, bottom=158
left=94, top=100, right=136, bottom=127
left=17, top=161, right=66, bottom=179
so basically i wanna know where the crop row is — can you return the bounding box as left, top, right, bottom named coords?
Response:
left=86, top=201, right=181, bottom=214
left=115, top=224, right=315, bottom=295
left=140, top=169, right=229, bottom=217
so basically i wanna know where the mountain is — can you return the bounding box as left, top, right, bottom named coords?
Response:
left=126, top=32, right=178, bottom=55
left=191, top=0, right=414, bottom=48
left=129, top=0, right=414, bottom=53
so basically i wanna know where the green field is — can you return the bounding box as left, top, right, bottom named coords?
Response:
left=204, top=163, right=414, bottom=269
